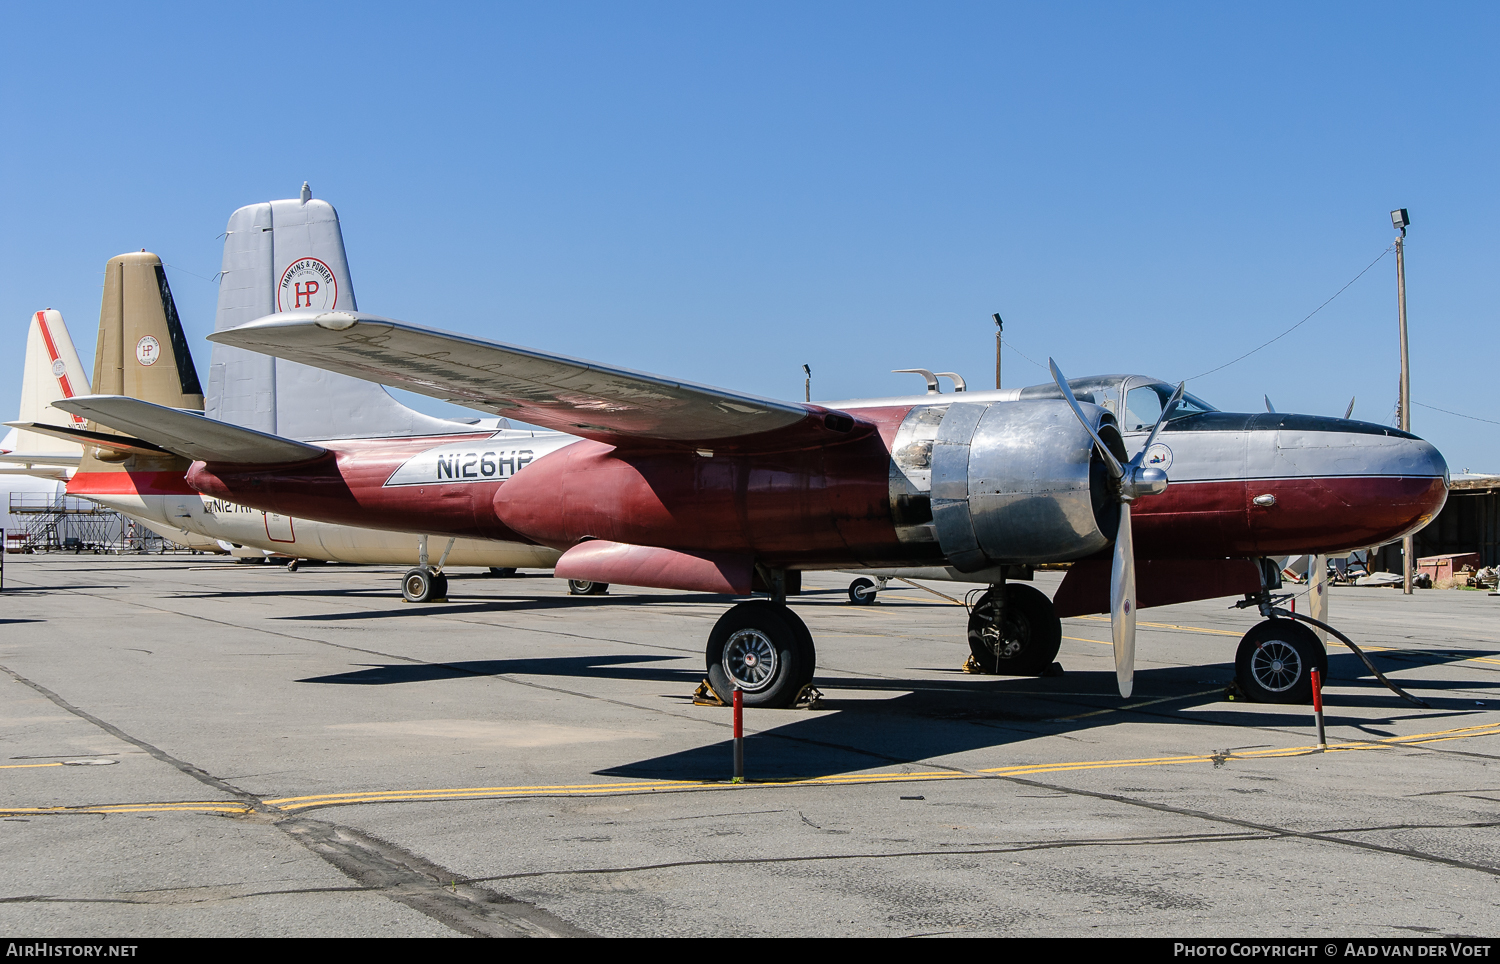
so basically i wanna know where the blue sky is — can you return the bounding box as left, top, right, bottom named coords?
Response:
left=2, top=3, right=1496, bottom=468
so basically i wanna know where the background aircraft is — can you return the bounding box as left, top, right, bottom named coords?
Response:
left=16, top=190, right=570, bottom=589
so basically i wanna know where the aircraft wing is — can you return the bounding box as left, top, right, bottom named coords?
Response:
left=50, top=396, right=327, bottom=465
left=207, top=310, right=870, bottom=449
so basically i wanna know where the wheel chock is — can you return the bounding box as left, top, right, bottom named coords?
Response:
left=692, top=679, right=729, bottom=706
left=792, top=684, right=824, bottom=709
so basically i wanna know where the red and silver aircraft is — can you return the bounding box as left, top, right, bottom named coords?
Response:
left=56, top=310, right=1447, bottom=708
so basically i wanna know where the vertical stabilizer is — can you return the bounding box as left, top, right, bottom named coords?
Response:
left=8, top=309, right=91, bottom=457
left=94, top=252, right=205, bottom=412
left=206, top=186, right=474, bottom=441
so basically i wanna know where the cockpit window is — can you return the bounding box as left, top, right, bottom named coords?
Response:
left=1121, top=383, right=1218, bottom=432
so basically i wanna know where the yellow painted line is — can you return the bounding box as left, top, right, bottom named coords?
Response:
left=1076, top=614, right=1242, bottom=637
left=0, top=802, right=250, bottom=816
left=1064, top=635, right=1111, bottom=646
left=0, top=762, right=64, bottom=770
left=9, top=721, right=1499, bottom=817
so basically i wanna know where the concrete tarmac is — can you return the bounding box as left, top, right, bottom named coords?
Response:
left=2, top=555, right=1498, bottom=937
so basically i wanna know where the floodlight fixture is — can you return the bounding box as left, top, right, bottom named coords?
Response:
left=1391, top=208, right=1409, bottom=233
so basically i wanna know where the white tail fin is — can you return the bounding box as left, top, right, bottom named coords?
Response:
left=205, top=185, right=478, bottom=441
left=4, top=309, right=91, bottom=458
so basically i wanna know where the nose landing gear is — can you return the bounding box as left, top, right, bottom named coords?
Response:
left=1233, top=618, right=1326, bottom=704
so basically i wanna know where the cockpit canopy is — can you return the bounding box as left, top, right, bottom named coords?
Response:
left=1016, top=374, right=1217, bottom=433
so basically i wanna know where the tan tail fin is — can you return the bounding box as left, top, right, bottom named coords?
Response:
left=78, top=252, right=199, bottom=473
left=93, top=252, right=204, bottom=411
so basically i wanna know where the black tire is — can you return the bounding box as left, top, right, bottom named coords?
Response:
left=489, top=567, right=517, bottom=578
left=1235, top=619, right=1326, bottom=704
left=966, top=583, right=1062, bottom=676
left=706, top=602, right=812, bottom=708
left=432, top=572, right=449, bottom=600
left=777, top=605, right=818, bottom=690
left=402, top=567, right=437, bottom=603
left=568, top=580, right=609, bottom=596
left=847, top=577, right=878, bottom=605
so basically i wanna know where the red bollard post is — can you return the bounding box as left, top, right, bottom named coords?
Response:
left=732, top=687, right=744, bottom=783
left=1310, top=667, right=1326, bottom=749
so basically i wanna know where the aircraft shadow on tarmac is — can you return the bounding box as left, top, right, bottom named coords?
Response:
left=294, top=648, right=1497, bottom=782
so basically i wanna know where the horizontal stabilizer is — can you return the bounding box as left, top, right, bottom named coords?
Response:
left=50, top=396, right=327, bottom=465
left=7, top=422, right=173, bottom=459
left=209, top=310, right=870, bottom=450
left=0, top=448, right=83, bottom=467
left=555, top=541, right=754, bottom=595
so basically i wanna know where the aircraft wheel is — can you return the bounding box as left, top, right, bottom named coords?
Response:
left=568, top=580, right=609, bottom=595
left=402, top=567, right=439, bottom=603
left=286, top=559, right=300, bottom=572
left=706, top=602, right=813, bottom=708
left=1235, top=619, right=1326, bottom=704
left=847, top=577, right=878, bottom=605
left=489, top=567, right=517, bottom=578
left=432, top=572, right=449, bottom=600
left=966, top=584, right=1062, bottom=676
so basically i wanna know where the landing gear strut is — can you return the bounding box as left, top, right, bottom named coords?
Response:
left=402, top=535, right=455, bottom=603
left=965, top=583, right=1062, bottom=676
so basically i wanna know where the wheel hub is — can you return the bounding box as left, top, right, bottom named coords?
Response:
left=722, top=628, right=779, bottom=692
left=1251, top=640, right=1303, bottom=693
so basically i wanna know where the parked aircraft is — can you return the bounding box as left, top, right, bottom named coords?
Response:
left=54, top=304, right=1444, bottom=708
left=15, top=190, right=569, bottom=588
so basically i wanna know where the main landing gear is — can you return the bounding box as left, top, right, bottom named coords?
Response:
left=703, top=570, right=816, bottom=708
left=964, top=583, right=1063, bottom=676
left=402, top=535, right=456, bottom=604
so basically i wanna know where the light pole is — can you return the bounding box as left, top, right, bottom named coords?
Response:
left=1392, top=208, right=1412, bottom=595
left=993, top=313, right=1003, bottom=389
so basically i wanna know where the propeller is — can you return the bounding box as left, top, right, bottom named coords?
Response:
left=1344, top=396, right=1356, bottom=419
left=1264, top=395, right=1276, bottom=414
left=1049, top=361, right=1183, bottom=698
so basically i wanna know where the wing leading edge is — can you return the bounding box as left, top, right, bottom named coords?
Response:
left=207, top=310, right=870, bottom=450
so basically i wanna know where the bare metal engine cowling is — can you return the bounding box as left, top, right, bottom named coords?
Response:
left=919, top=399, right=1122, bottom=571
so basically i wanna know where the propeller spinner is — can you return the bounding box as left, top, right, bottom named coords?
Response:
left=1048, top=360, right=1183, bottom=698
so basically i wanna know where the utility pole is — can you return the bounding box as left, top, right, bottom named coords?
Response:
left=1393, top=208, right=1413, bottom=595
left=803, top=364, right=811, bottom=403
left=993, top=313, right=1003, bottom=389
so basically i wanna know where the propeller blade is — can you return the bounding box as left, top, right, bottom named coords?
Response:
left=1264, top=395, right=1276, bottom=414
left=1048, top=359, right=1124, bottom=480
left=1344, top=396, right=1356, bottom=419
left=1110, top=502, right=1136, bottom=698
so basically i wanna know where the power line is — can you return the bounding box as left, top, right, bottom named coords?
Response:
left=1000, top=337, right=1048, bottom=372
left=1187, top=244, right=1395, bottom=382
left=1413, top=400, right=1500, bottom=427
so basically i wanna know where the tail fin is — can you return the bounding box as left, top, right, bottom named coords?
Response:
left=93, top=252, right=204, bottom=411
left=1, top=309, right=92, bottom=465
left=205, top=184, right=476, bottom=441
left=74, top=252, right=198, bottom=474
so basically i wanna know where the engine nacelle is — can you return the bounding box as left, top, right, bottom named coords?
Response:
left=890, top=399, right=1122, bottom=571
